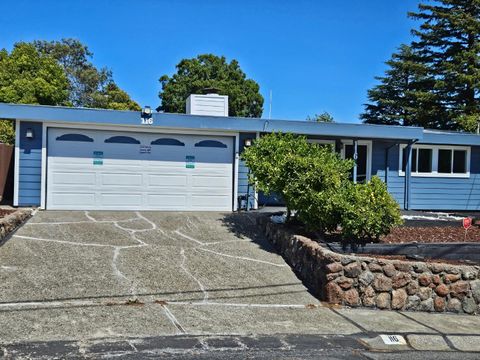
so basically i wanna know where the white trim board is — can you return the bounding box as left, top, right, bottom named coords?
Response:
left=18, top=120, right=239, bottom=137
left=13, top=119, right=20, bottom=206
left=40, top=122, right=47, bottom=209
left=233, top=134, right=240, bottom=211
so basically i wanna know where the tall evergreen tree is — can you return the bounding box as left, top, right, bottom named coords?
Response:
left=361, top=45, right=443, bottom=128
left=363, top=0, right=480, bottom=131
left=409, top=0, right=480, bottom=131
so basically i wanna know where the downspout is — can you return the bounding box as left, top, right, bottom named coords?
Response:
left=404, top=139, right=418, bottom=211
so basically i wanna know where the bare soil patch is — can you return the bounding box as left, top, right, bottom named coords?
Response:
left=0, top=209, right=15, bottom=218
left=381, top=225, right=480, bottom=243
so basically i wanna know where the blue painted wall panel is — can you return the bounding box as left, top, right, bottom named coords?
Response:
left=18, top=122, right=42, bottom=206
left=371, top=141, right=405, bottom=206
left=372, top=141, right=480, bottom=210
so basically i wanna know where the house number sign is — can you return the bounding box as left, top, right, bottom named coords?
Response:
left=141, top=117, right=153, bottom=125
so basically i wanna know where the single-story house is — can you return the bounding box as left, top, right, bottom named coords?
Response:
left=0, top=94, right=479, bottom=211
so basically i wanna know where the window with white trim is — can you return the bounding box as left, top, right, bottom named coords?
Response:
left=399, top=144, right=470, bottom=177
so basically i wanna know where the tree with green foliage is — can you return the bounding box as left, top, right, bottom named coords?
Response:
left=0, top=120, right=15, bottom=144
left=363, top=0, right=480, bottom=131
left=34, top=39, right=140, bottom=110
left=361, top=45, right=443, bottom=128
left=307, top=112, right=335, bottom=123
left=0, top=39, right=141, bottom=144
left=158, top=54, right=263, bottom=117
left=0, top=42, right=69, bottom=105
left=0, top=42, right=70, bottom=144
left=90, top=83, right=141, bottom=111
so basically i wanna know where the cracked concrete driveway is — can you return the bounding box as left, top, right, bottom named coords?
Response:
left=1, top=210, right=361, bottom=343
left=3, top=210, right=480, bottom=359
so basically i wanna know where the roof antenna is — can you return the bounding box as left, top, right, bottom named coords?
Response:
left=268, top=90, right=272, bottom=119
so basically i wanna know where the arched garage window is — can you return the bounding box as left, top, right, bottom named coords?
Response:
left=56, top=133, right=94, bottom=142
left=194, top=140, right=227, bottom=148
left=105, top=136, right=140, bottom=144
left=151, top=138, right=185, bottom=146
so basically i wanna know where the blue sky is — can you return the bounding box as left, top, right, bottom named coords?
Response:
left=1, top=0, right=418, bottom=122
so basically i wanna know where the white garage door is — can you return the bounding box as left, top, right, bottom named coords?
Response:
left=46, top=128, right=234, bottom=211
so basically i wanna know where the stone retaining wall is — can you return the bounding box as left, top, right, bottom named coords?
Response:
left=0, top=209, right=33, bottom=242
left=258, top=216, right=480, bottom=315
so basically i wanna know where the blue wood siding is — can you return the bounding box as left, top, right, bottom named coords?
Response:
left=372, top=141, right=480, bottom=210
left=18, top=122, right=42, bottom=206
left=371, top=141, right=405, bottom=206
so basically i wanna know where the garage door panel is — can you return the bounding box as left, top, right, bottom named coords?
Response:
left=147, top=162, right=186, bottom=170
left=101, top=173, right=142, bottom=186
left=191, top=195, right=230, bottom=209
left=52, top=172, right=96, bottom=185
left=99, top=193, right=143, bottom=206
left=47, top=128, right=234, bottom=211
left=51, top=192, right=96, bottom=206
left=146, top=194, right=188, bottom=208
left=148, top=174, right=188, bottom=187
left=192, top=174, right=231, bottom=188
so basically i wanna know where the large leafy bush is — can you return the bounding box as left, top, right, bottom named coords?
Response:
left=242, top=132, right=403, bottom=242
left=339, top=176, right=403, bottom=242
left=242, top=133, right=353, bottom=232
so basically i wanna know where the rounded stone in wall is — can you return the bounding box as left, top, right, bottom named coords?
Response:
left=376, top=292, right=391, bottom=309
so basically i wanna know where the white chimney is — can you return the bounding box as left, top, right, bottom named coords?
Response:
left=186, top=94, right=229, bottom=117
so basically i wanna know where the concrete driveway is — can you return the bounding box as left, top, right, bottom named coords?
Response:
left=0, top=210, right=352, bottom=341
left=2, top=210, right=480, bottom=358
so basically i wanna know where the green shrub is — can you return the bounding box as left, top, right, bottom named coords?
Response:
left=0, top=120, right=15, bottom=145
left=242, top=132, right=353, bottom=231
left=339, top=176, right=403, bottom=243
left=281, top=143, right=352, bottom=232
left=243, top=133, right=403, bottom=242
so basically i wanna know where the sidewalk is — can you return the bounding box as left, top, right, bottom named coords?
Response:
left=1, top=298, right=480, bottom=358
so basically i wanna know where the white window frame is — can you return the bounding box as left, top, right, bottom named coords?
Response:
left=340, top=140, right=372, bottom=181
left=307, top=139, right=335, bottom=146
left=399, top=144, right=470, bottom=178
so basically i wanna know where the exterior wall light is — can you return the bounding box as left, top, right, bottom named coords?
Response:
left=244, top=139, right=253, bottom=147
left=25, top=128, right=34, bottom=139
left=142, top=106, right=152, bottom=117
